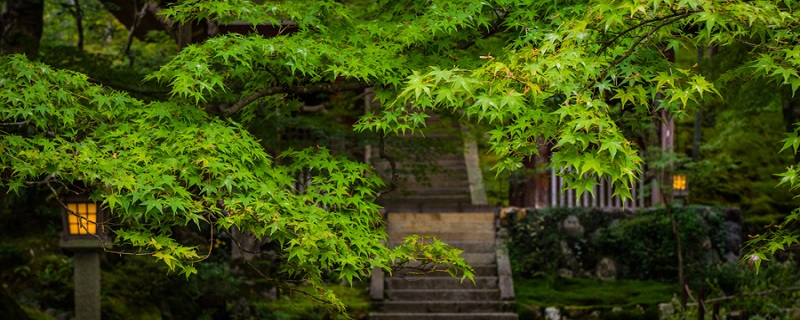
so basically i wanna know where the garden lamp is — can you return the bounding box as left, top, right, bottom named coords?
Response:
left=60, top=195, right=106, bottom=243
left=59, top=193, right=106, bottom=320
left=672, top=174, right=688, bottom=197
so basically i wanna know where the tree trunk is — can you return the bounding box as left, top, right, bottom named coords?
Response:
left=72, top=0, right=84, bottom=50
left=669, top=205, right=686, bottom=314
left=508, top=158, right=535, bottom=207
left=508, top=145, right=549, bottom=208
left=0, top=0, right=44, bottom=59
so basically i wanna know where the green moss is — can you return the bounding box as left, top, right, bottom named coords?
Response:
left=22, top=305, right=55, bottom=320
left=102, top=296, right=163, bottom=320
left=252, top=283, right=370, bottom=320
left=514, top=277, right=676, bottom=309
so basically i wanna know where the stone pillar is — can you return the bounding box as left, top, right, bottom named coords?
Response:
left=61, top=239, right=104, bottom=320
left=73, top=252, right=100, bottom=320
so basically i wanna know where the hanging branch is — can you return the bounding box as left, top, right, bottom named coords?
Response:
left=224, top=81, right=370, bottom=116
left=595, top=10, right=694, bottom=56
left=577, top=11, right=693, bottom=98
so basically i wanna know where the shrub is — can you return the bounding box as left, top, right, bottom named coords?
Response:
left=504, top=206, right=731, bottom=281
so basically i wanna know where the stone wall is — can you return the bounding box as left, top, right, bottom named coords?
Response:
left=501, top=206, right=743, bottom=281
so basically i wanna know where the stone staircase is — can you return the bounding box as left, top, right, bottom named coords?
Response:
left=369, top=213, right=518, bottom=320
left=372, top=113, right=489, bottom=213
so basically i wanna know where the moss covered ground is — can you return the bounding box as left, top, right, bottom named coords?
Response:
left=252, top=283, right=371, bottom=320
left=514, top=277, right=677, bottom=309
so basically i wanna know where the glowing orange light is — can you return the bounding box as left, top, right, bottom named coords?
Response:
left=673, top=174, right=687, bottom=191
left=66, top=202, right=98, bottom=235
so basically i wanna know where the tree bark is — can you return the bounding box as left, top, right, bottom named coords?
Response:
left=508, top=158, right=535, bottom=207
left=71, top=0, right=84, bottom=50
left=508, top=144, right=550, bottom=208
left=0, top=0, right=44, bottom=59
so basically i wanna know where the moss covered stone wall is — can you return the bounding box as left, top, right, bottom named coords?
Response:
left=502, top=206, right=743, bottom=281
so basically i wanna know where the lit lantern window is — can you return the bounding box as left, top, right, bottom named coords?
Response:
left=67, top=202, right=98, bottom=235
left=61, top=195, right=106, bottom=244
left=673, top=174, right=687, bottom=191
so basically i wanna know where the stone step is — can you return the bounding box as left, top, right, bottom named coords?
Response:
left=370, top=312, right=519, bottom=320
left=386, top=276, right=497, bottom=290
left=383, top=253, right=495, bottom=266
left=377, top=301, right=515, bottom=313
left=386, top=252, right=497, bottom=268
left=399, top=174, right=470, bottom=183
left=388, top=220, right=494, bottom=233
left=459, top=253, right=497, bottom=265
left=382, top=196, right=472, bottom=204
left=386, top=190, right=472, bottom=198
left=397, top=177, right=469, bottom=184
left=379, top=198, right=473, bottom=205
left=380, top=203, right=479, bottom=214
left=389, top=231, right=495, bottom=242
left=388, top=241, right=497, bottom=253
left=385, top=205, right=497, bottom=214
left=391, top=264, right=497, bottom=277
left=386, top=289, right=501, bottom=301
left=388, top=212, right=494, bottom=221
left=381, top=196, right=473, bottom=204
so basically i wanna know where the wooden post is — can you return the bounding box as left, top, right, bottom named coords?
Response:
left=712, top=302, right=720, bottom=320
left=681, top=277, right=687, bottom=313
left=698, top=287, right=705, bottom=320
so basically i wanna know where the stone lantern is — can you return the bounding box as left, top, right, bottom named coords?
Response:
left=60, top=194, right=106, bottom=320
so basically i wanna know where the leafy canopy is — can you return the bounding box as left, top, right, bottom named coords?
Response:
left=5, top=0, right=800, bottom=308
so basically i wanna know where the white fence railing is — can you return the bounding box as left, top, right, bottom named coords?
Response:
left=549, top=168, right=649, bottom=209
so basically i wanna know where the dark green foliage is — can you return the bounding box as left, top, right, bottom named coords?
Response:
left=505, top=206, right=730, bottom=281
left=30, top=255, right=73, bottom=310
left=601, top=309, right=658, bottom=320
left=1, top=286, right=31, bottom=320
left=673, top=44, right=799, bottom=219
left=102, top=255, right=243, bottom=320
left=8, top=0, right=800, bottom=314
left=505, top=207, right=626, bottom=278
left=0, top=244, right=26, bottom=266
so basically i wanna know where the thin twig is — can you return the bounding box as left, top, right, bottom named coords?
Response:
left=0, top=121, right=30, bottom=126
left=688, top=285, right=800, bottom=306
left=596, top=11, right=694, bottom=56
left=86, top=78, right=169, bottom=96
left=576, top=11, right=692, bottom=99
left=46, top=180, right=110, bottom=247
left=224, top=81, right=370, bottom=116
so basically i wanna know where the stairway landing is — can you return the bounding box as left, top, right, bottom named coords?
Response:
left=370, top=213, right=518, bottom=320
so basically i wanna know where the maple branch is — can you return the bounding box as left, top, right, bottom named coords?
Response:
left=0, top=120, right=29, bottom=126
left=224, top=81, right=371, bottom=116
left=686, top=285, right=800, bottom=306
left=87, top=78, right=169, bottom=96
left=578, top=11, right=692, bottom=98
left=596, top=10, right=695, bottom=56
